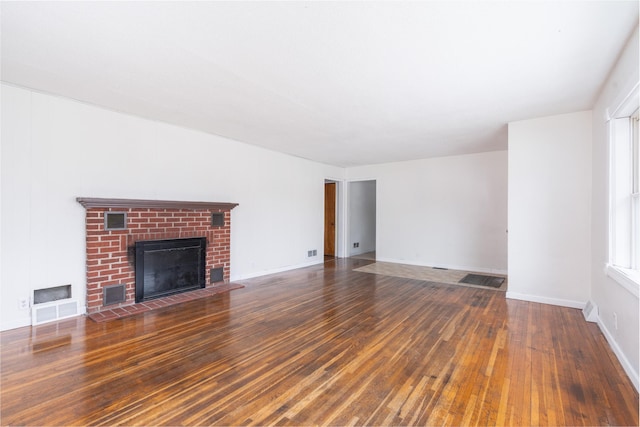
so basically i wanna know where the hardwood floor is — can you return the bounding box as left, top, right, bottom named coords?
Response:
left=1, top=258, right=638, bottom=426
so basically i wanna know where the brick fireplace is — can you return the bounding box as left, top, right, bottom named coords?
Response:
left=76, top=198, right=238, bottom=314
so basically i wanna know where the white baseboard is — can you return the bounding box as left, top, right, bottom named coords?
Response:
left=374, top=257, right=508, bottom=276
left=505, top=291, right=586, bottom=309
left=1, top=304, right=87, bottom=331
left=597, top=315, right=640, bottom=392
left=232, top=260, right=324, bottom=281
left=0, top=317, right=32, bottom=332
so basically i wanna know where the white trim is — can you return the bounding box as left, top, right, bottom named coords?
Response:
left=336, top=179, right=348, bottom=259
left=375, top=256, right=508, bottom=276
left=605, top=264, right=640, bottom=298
left=597, top=314, right=640, bottom=392
left=505, top=291, right=586, bottom=309
left=232, top=260, right=324, bottom=281
left=0, top=318, right=32, bottom=332
left=607, top=82, right=640, bottom=298
left=606, top=82, right=639, bottom=121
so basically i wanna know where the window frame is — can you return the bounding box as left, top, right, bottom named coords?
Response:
left=631, top=110, right=639, bottom=270
left=606, top=85, right=640, bottom=297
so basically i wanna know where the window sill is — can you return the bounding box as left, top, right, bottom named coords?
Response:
left=606, top=264, right=640, bottom=298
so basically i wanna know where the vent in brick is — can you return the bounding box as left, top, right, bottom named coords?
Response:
left=211, top=212, right=225, bottom=227
left=104, top=212, right=127, bottom=230
left=103, top=284, right=126, bottom=306
left=210, top=267, right=224, bottom=283
left=34, top=284, right=71, bottom=304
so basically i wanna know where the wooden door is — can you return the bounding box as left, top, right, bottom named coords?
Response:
left=324, top=182, right=336, bottom=256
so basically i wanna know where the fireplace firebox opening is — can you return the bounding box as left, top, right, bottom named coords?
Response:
left=135, top=237, right=207, bottom=303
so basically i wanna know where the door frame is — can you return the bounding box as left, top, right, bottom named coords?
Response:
left=324, top=179, right=346, bottom=258
left=324, top=182, right=337, bottom=256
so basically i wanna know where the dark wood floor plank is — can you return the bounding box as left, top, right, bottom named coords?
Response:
left=1, top=258, right=638, bottom=426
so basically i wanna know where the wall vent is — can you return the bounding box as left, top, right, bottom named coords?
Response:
left=34, top=284, right=71, bottom=304
left=211, top=212, right=225, bottom=227
left=103, top=284, right=126, bottom=306
left=32, top=299, right=79, bottom=325
left=582, top=300, right=598, bottom=323
left=210, top=267, right=224, bottom=283
left=104, top=212, right=127, bottom=230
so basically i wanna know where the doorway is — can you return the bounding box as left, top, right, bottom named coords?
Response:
left=324, top=182, right=336, bottom=257
left=348, top=180, right=376, bottom=259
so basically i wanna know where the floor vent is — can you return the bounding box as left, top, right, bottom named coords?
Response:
left=32, top=299, right=79, bottom=325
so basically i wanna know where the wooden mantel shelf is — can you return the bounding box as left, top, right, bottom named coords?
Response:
left=76, top=197, right=238, bottom=211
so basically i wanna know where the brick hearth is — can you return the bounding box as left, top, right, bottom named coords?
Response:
left=77, top=198, right=238, bottom=314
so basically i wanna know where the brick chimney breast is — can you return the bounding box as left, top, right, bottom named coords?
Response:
left=76, top=198, right=238, bottom=314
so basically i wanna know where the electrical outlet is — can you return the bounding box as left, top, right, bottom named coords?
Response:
left=18, top=298, right=29, bottom=310
left=307, top=250, right=313, bottom=257
left=353, top=242, right=360, bottom=248
left=312, top=249, right=317, bottom=256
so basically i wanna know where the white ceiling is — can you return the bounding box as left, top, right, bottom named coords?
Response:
left=1, top=1, right=638, bottom=167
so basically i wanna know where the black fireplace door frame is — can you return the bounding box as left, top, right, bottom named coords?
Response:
left=135, top=237, right=207, bottom=303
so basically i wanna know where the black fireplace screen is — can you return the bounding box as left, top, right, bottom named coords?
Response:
left=135, top=237, right=206, bottom=303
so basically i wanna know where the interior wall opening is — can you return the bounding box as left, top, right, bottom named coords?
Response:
left=347, top=180, right=376, bottom=260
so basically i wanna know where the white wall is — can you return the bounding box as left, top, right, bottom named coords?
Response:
left=507, top=111, right=592, bottom=308
left=348, top=180, right=376, bottom=256
left=590, top=27, right=639, bottom=388
left=0, top=84, right=344, bottom=330
left=348, top=151, right=508, bottom=273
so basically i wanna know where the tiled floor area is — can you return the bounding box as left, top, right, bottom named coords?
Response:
left=354, top=261, right=507, bottom=291
left=87, top=283, right=245, bottom=322
left=349, top=251, right=376, bottom=261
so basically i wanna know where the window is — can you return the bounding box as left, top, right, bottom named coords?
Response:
left=608, top=103, right=640, bottom=295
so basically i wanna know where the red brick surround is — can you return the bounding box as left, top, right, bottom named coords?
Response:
left=77, top=198, right=237, bottom=314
